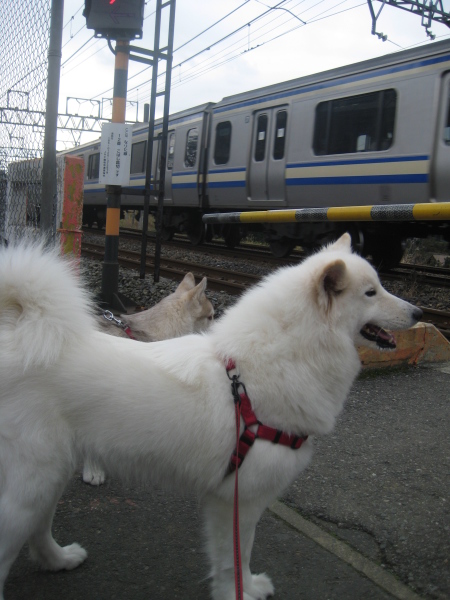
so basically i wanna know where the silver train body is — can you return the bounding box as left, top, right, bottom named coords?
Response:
left=62, top=39, right=450, bottom=263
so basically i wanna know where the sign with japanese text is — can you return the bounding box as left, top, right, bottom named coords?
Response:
left=99, top=123, right=131, bottom=185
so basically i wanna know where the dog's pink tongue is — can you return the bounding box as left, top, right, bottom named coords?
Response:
left=376, top=327, right=396, bottom=348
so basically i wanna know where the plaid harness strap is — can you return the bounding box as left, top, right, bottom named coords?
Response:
left=225, top=358, right=308, bottom=474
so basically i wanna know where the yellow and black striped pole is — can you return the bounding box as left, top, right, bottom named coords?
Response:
left=101, top=40, right=129, bottom=309
left=202, top=202, right=450, bottom=224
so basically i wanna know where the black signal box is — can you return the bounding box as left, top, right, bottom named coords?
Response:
left=84, top=0, right=145, bottom=40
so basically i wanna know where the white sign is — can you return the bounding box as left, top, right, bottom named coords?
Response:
left=99, top=123, right=131, bottom=185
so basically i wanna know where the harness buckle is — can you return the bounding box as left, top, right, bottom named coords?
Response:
left=226, top=361, right=247, bottom=407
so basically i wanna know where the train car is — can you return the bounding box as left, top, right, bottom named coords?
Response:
left=62, top=38, right=450, bottom=265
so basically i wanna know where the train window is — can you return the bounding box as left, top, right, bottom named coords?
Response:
left=444, top=92, right=450, bottom=144
left=130, top=141, right=146, bottom=174
left=185, top=128, right=199, bottom=167
left=87, top=153, right=100, bottom=180
left=273, top=110, right=287, bottom=160
left=167, top=133, right=175, bottom=170
left=214, top=121, right=232, bottom=165
left=313, top=89, right=396, bottom=155
left=255, top=114, right=268, bottom=162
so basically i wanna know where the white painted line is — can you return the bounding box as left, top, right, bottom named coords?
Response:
left=269, top=500, right=422, bottom=600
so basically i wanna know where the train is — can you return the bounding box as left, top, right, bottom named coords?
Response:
left=61, top=38, right=450, bottom=266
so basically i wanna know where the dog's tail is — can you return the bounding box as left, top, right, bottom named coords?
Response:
left=0, top=239, right=96, bottom=371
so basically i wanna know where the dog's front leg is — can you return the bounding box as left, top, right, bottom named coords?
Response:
left=27, top=489, right=87, bottom=573
left=203, top=494, right=274, bottom=600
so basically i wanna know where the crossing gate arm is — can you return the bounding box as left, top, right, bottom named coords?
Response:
left=202, top=202, right=450, bottom=224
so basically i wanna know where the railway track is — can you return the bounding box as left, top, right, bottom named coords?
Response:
left=84, top=227, right=450, bottom=288
left=81, top=241, right=260, bottom=294
left=81, top=240, right=450, bottom=339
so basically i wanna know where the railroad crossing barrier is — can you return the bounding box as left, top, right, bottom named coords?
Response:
left=359, top=323, right=450, bottom=369
left=202, top=202, right=450, bottom=224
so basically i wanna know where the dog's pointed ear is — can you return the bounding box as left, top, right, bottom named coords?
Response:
left=323, top=259, right=347, bottom=292
left=326, top=233, right=352, bottom=253
left=186, top=277, right=207, bottom=302
left=317, top=259, right=348, bottom=311
left=176, top=272, right=196, bottom=293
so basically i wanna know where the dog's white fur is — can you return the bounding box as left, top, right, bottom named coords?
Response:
left=0, top=234, right=422, bottom=600
left=84, top=272, right=215, bottom=485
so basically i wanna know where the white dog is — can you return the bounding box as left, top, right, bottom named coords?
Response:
left=0, top=234, right=422, bottom=600
left=84, top=271, right=215, bottom=485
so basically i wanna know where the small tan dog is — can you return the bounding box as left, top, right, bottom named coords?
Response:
left=99, top=272, right=214, bottom=342
left=83, top=272, right=215, bottom=484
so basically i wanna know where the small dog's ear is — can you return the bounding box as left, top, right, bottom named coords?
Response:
left=326, top=233, right=352, bottom=253
left=176, top=272, right=196, bottom=293
left=196, top=277, right=207, bottom=295
left=186, top=277, right=207, bottom=302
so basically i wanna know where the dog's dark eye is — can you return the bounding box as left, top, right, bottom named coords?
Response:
left=365, top=289, right=377, bottom=297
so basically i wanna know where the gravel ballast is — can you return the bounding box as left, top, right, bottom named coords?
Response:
left=80, top=235, right=450, bottom=318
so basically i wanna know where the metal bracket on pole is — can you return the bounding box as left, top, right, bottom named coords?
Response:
left=368, top=0, right=450, bottom=41
left=367, top=0, right=388, bottom=41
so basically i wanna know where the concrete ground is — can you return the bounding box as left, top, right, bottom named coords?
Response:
left=5, top=362, right=449, bottom=600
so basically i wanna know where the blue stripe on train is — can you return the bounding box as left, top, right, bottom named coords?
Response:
left=286, top=174, right=428, bottom=185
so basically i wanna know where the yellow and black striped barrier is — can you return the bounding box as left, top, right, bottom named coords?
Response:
left=202, top=202, right=450, bottom=224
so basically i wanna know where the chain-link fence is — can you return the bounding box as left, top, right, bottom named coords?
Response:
left=0, top=0, right=52, bottom=240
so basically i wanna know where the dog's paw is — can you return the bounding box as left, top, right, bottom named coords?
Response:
left=32, top=543, right=87, bottom=572
left=82, top=464, right=106, bottom=486
left=59, top=543, right=88, bottom=570
left=247, top=573, right=274, bottom=599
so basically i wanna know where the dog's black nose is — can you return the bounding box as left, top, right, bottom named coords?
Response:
left=413, top=306, right=423, bottom=322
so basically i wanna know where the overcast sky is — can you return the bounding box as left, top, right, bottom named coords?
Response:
left=58, top=0, right=450, bottom=149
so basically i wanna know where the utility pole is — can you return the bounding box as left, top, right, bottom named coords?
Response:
left=101, top=41, right=131, bottom=309
left=84, top=0, right=145, bottom=311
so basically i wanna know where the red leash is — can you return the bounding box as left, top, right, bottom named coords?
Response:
left=233, top=397, right=244, bottom=600
left=226, top=358, right=244, bottom=600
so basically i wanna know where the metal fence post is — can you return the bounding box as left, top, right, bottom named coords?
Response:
left=41, top=0, right=64, bottom=238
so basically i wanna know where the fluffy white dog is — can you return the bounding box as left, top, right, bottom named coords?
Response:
left=85, top=271, right=215, bottom=485
left=0, top=234, right=422, bottom=600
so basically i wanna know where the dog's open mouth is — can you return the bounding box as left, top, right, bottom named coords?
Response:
left=360, top=324, right=396, bottom=349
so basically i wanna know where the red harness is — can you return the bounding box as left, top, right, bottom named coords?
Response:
left=225, top=358, right=308, bottom=600
left=225, top=359, right=308, bottom=473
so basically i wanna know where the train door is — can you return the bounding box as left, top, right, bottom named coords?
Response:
left=433, top=73, right=450, bottom=201
left=164, top=131, right=175, bottom=202
left=249, top=107, right=288, bottom=204
left=153, top=131, right=175, bottom=204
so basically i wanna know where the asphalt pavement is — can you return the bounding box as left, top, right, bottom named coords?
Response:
left=5, top=362, right=449, bottom=600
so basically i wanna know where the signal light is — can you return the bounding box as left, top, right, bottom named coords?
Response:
left=84, top=0, right=145, bottom=40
